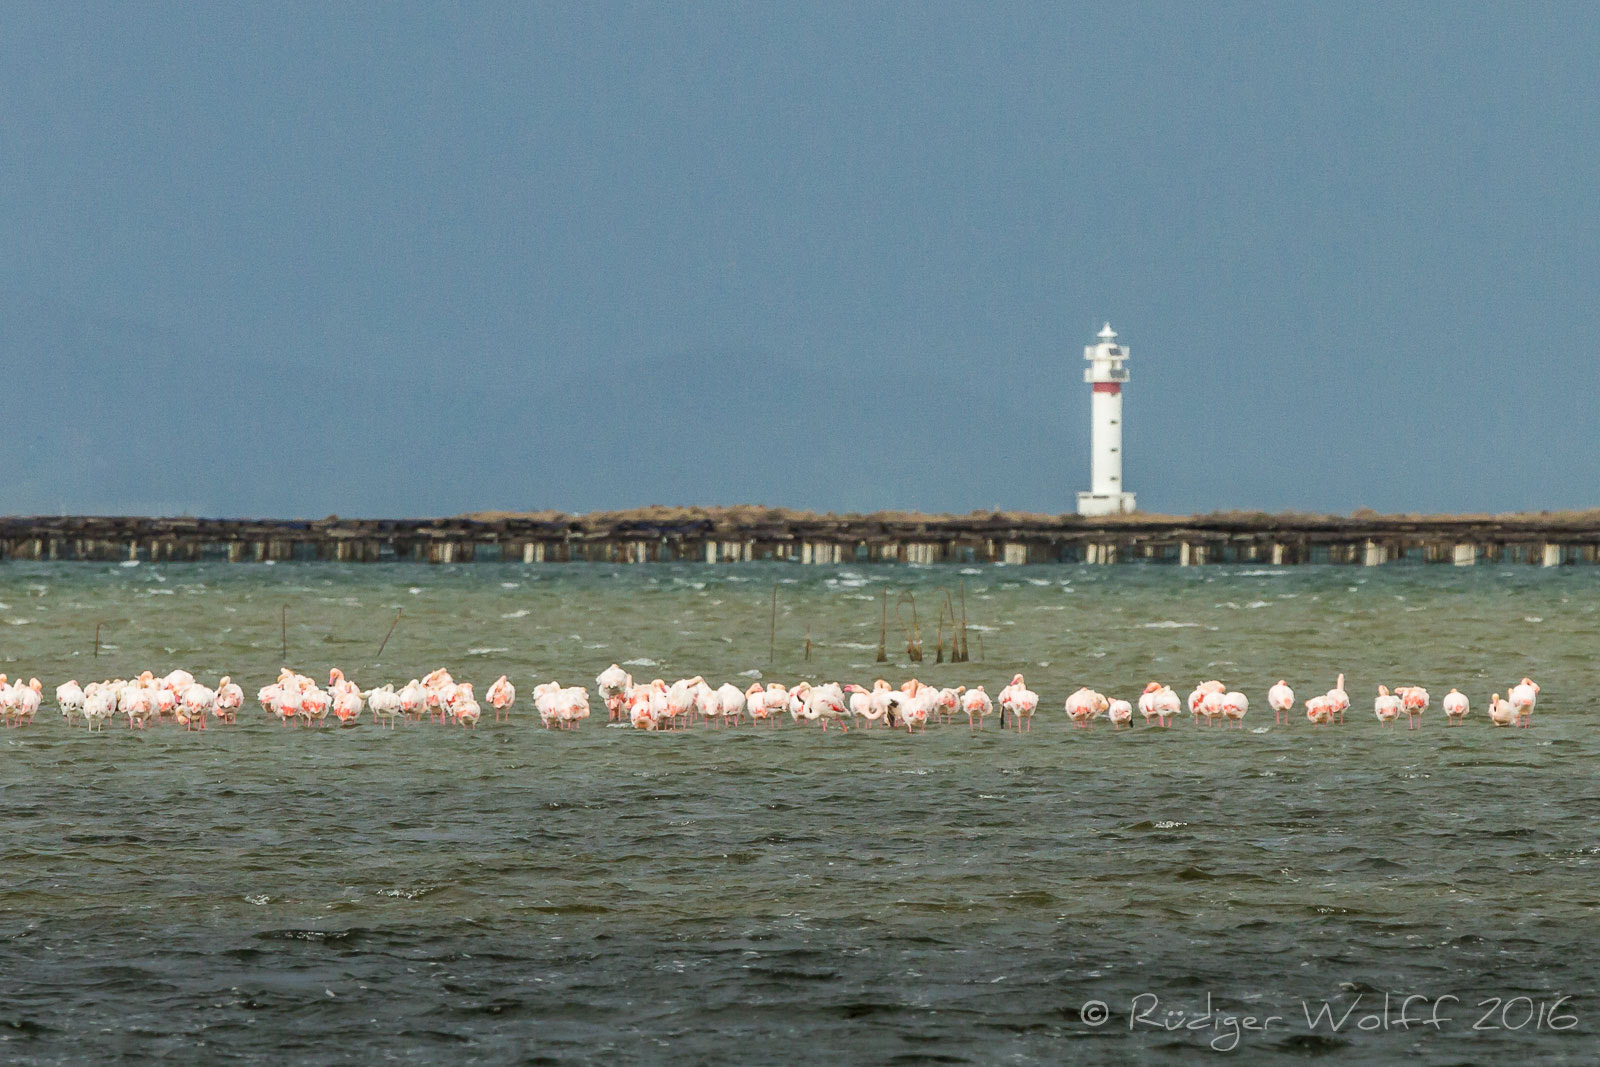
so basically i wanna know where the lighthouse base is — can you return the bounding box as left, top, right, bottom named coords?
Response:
left=1076, top=492, right=1137, bottom=517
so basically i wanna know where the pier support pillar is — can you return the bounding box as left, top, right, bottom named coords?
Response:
left=1543, top=543, right=1563, bottom=567
left=1271, top=543, right=1285, bottom=565
left=1453, top=543, right=1477, bottom=566
left=1003, top=543, right=1027, bottom=566
left=1363, top=540, right=1388, bottom=566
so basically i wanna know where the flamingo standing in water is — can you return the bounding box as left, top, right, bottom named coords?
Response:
left=1326, top=674, right=1350, bottom=724
left=1373, top=686, right=1401, bottom=727
left=1442, top=688, right=1469, bottom=725
left=486, top=675, right=516, bottom=722
left=1220, top=691, right=1248, bottom=729
left=1396, top=685, right=1428, bottom=730
left=453, top=683, right=482, bottom=728
left=215, top=677, right=243, bottom=723
left=1488, top=693, right=1519, bottom=727
left=1065, top=687, right=1106, bottom=728
left=998, top=674, right=1039, bottom=731
left=1107, top=698, right=1133, bottom=730
left=1509, top=678, right=1539, bottom=726
left=1305, top=696, right=1333, bottom=726
left=960, top=686, right=993, bottom=730
left=1267, top=681, right=1295, bottom=725
left=597, top=665, right=632, bottom=722
left=56, top=681, right=85, bottom=727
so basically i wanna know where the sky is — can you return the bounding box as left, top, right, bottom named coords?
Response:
left=2, top=3, right=1596, bottom=518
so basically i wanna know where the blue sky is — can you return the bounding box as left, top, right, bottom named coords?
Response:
left=2, top=3, right=1595, bottom=517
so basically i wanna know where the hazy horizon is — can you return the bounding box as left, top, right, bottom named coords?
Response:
left=4, top=4, right=1597, bottom=518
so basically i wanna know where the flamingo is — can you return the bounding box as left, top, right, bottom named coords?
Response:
left=998, top=674, right=1038, bottom=731
left=960, top=686, right=993, bottom=730
left=1267, top=680, right=1294, bottom=725
left=1305, top=696, right=1333, bottom=726
left=1107, top=698, right=1133, bottom=730
left=1326, top=674, right=1350, bottom=724
left=84, top=683, right=117, bottom=732
left=1374, top=685, right=1401, bottom=727
left=1509, top=678, right=1539, bottom=726
left=215, top=676, right=243, bottom=723
left=179, top=683, right=215, bottom=730
left=1220, top=691, right=1248, bottom=729
left=715, top=682, right=745, bottom=726
left=843, top=684, right=879, bottom=727
left=367, top=684, right=402, bottom=728
left=1488, top=693, right=1519, bottom=727
left=454, top=683, right=482, bottom=728
left=597, top=665, right=633, bottom=722
left=1396, top=685, right=1428, bottom=730
left=1442, top=688, right=1469, bottom=725
left=56, top=681, right=85, bottom=726
left=486, top=675, right=516, bottom=722
left=10, top=679, right=42, bottom=726
left=1065, top=687, right=1105, bottom=728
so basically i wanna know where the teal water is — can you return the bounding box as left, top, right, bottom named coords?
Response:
left=0, top=562, right=1594, bottom=1063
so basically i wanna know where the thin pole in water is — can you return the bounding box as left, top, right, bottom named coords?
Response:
left=877, top=588, right=888, bottom=663
left=769, top=584, right=778, bottom=663
left=957, top=581, right=970, bottom=663
left=375, top=608, right=403, bottom=661
left=93, top=621, right=102, bottom=658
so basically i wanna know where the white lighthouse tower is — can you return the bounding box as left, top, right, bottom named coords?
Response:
left=1076, top=322, right=1136, bottom=517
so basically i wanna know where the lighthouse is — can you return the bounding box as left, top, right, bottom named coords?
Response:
left=1076, top=322, right=1136, bottom=517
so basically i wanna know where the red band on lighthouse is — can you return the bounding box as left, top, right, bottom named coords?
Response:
left=1092, top=382, right=1121, bottom=394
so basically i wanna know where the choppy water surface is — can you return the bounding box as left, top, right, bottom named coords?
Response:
left=0, top=561, right=1597, bottom=1063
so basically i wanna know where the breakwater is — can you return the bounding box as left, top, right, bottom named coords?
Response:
left=3, top=509, right=1599, bottom=565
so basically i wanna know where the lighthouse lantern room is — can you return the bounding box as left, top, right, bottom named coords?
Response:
left=1076, top=322, right=1136, bottom=517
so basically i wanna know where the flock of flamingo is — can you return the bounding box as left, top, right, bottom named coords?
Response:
left=0, top=667, right=1544, bottom=732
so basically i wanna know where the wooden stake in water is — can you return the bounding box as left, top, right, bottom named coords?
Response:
left=769, top=584, right=778, bottom=663
left=804, top=625, right=812, bottom=662
left=897, top=591, right=923, bottom=662
left=876, top=589, right=888, bottom=663
left=93, top=621, right=103, bottom=658
left=375, top=608, right=403, bottom=661
left=957, top=581, right=970, bottom=663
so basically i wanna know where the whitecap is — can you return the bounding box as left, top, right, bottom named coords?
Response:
left=408, top=587, right=422, bottom=595
left=8, top=618, right=30, bottom=626
left=738, top=669, right=762, bottom=678
left=1153, top=821, right=1187, bottom=829
left=466, top=647, right=508, bottom=656
left=1143, top=621, right=1199, bottom=629
left=624, top=658, right=659, bottom=667
left=1027, top=578, right=1051, bottom=586
left=245, top=894, right=271, bottom=906
left=1525, top=616, right=1543, bottom=623
left=960, top=568, right=982, bottom=575
left=119, top=560, right=140, bottom=568
left=501, top=609, right=531, bottom=619
left=1245, top=601, right=1270, bottom=609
